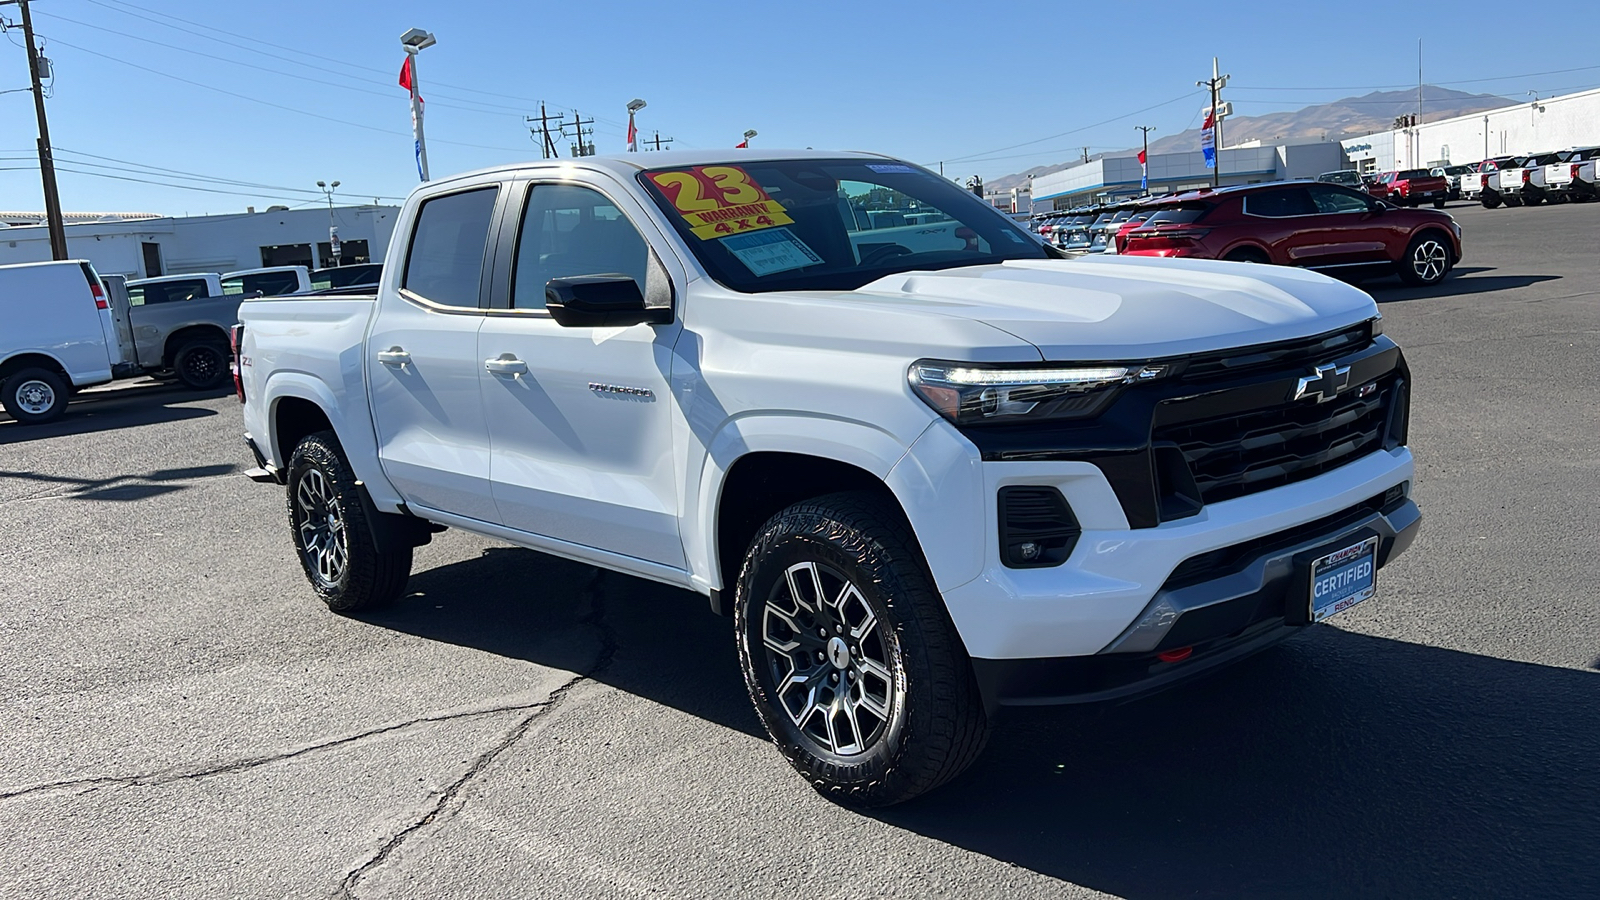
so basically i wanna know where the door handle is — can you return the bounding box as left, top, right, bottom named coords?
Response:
left=484, top=355, right=528, bottom=376
left=377, top=348, right=411, bottom=368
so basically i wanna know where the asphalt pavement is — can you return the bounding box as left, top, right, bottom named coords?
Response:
left=2, top=200, right=1596, bottom=899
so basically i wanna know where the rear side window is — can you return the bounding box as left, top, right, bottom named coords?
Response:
left=224, top=271, right=301, bottom=297
left=403, top=187, right=499, bottom=308
left=1244, top=188, right=1315, bottom=218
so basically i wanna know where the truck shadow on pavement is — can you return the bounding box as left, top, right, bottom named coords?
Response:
left=367, top=547, right=1598, bottom=899
left=0, top=463, right=239, bottom=502
left=0, top=381, right=222, bottom=444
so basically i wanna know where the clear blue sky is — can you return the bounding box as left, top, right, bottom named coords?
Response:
left=3, top=0, right=1598, bottom=215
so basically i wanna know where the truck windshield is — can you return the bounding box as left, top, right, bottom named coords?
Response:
left=638, top=158, right=1050, bottom=293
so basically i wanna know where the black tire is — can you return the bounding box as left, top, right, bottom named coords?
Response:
left=173, top=340, right=229, bottom=390
left=1523, top=191, right=1543, bottom=207
left=286, top=431, right=412, bottom=612
left=735, top=492, right=989, bottom=807
left=1, top=367, right=69, bottom=425
left=1432, top=197, right=1447, bottom=209
left=1397, top=231, right=1452, bottom=286
left=1223, top=247, right=1270, bottom=264
left=1482, top=195, right=1502, bottom=209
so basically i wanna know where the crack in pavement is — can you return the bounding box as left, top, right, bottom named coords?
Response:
left=0, top=699, right=556, bottom=802
left=335, top=567, right=619, bottom=899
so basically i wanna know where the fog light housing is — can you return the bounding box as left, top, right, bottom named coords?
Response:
left=998, top=486, right=1080, bottom=568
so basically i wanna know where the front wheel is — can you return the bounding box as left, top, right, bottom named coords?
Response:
left=1, top=367, right=69, bottom=424
left=286, top=431, right=412, bottom=612
left=1398, top=233, right=1452, bottom=286
left=735, top=492, right=989, bottom=807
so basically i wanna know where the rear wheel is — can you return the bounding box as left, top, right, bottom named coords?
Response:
left=1523, top=191, right=1543, bottom=207
left=286, top=431, right=412, bottom=612
left=1397, top=232, right=1451, bottom=286
left=1482, top=194, right=1502, bottom=209
left=1223, top=247, right=1270, bottom=264
left=1, top=367, right=69, bottom=425
left=173, top=340, right=229, bottom=390
left=735, top=492, right=990, bottom=807
left=1432, top=197, right=1447, bottom=209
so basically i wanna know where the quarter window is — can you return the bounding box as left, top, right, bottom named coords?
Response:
left=402, top=187, right=499, bottom=308
left=512, top=184, right=649, bottom=310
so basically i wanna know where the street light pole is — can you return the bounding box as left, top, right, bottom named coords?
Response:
left=626, top=98, right=646, bottom=152
left=400, top=29, right=436, bottom=182
left=741, top=129, right=757, bottom=148
left=1135, top=125, right=1156, bottom=194
left=4, top=0, right=68, bottom=259
left=317, top=180, right=341, bottom=266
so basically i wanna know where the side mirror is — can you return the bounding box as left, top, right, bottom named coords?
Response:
left=545, top=275, right=671, bottom=328
left=1367, top=201, right=1386, bottom=215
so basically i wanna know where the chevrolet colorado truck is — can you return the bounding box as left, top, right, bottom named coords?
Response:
left=1366, top=169, right=1450, bottom=208
left=1543, top=146, right=1600, bottom=202
left=1491, top=151, right=1565, bottom=206
left=236, top=150, right=1421, bottom=806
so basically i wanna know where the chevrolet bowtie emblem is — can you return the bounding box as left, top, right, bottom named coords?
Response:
left=1293, top=364, right=1352, bottom=403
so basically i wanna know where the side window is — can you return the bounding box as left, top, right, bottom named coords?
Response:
left=512, top=184, right=649, bottom=310
left=1310, top=186, right=1371, bottom=214
left=243, top=272, right=300, bottom=297
left=1244, top=188, right=1315, bottom=218
left=403, top=186, right=500, bottom=308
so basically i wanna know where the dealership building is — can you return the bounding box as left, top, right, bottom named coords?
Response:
left=1029, top=141, right=1347, bottom=211
left=1341, top=86, right=1600, bottom=172
left=0, top=204, right=400, bottom=279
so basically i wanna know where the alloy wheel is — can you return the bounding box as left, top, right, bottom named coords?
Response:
left=183, top=347, right=222, bottom=384
left=13, top=379, right=56, bottom=416
left=760, top=560, right=899, bottom=756
left=1411, top=240, right=1448, bottom=283
left=294, top=468, right=348, bottom=588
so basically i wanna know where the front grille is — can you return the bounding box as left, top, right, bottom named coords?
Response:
left=1155, top=375, right=1396, bottom=505
left=1180, top=322, right=1373, bottom=381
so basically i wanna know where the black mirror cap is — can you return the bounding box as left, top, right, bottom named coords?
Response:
left=545, top=275, right=671, bottom=328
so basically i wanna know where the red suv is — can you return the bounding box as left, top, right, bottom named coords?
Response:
left=1121, top=182, right=1462, bottom=286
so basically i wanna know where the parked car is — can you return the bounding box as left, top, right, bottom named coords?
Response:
left=1492, top=151, right=1566, bottom=206
left=1545, top=146, right=1600, bottom=202
left=1113, top=203, right=1161, bottom=253
left=1316, top=170, right=1368, bottom=188
left=1054, top=210, right=1097, bottom=251
left=1470, top=156, right=1526, bottom=208
left=236, top=150, right=1420, bottom=806
left=310, top=263, right=383, bottom=290
left=1430, top=164, right=1476, bottom=201
left=1367, top=169, right=1450, bottom=208
left=0, top=260, right=118, bottom=422
left=221, top=265, right=311, bottom=297
left=121, top=273, right=242, bottom=390
left=1121, top=181, right=1462, bottom=285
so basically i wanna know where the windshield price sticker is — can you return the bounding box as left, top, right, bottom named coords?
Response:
left=649, top=166, right=795, bottom=240
left=720, top=227, right=823, bottom=277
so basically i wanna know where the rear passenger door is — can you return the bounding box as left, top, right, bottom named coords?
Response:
left=367, top=185, right=502, bottom=522
left=1238, top=186, right=1316, bottom=261
left=476, top=176, right=687, bottom=569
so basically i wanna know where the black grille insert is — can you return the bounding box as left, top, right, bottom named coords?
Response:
left=1155, top=376, right=1396, bottom=506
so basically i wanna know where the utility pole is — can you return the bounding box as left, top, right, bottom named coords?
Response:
left=525, top=103, right=566, bottom=159
left=566, top=110, right=595, bottom=157
left=5, top=0, right=67, bottom=259
left=1197, top=57, right=1230, bottom=187
left=644, top=130, right=674, bottom=152
left=1135, top=125, right=1155, bottom=194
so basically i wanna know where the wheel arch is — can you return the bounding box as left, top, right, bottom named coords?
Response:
left=689, top=414, right=930, bottom=613
left=0, top=351, right=71, bottom=384
left=1220, top=241, right=1272, bottom=263
left=162, top=323, right=230, bottom=368
left=262, top=372, right=403, bottom=510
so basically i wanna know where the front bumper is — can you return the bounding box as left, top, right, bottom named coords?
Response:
left=971, top=489, right=1420, bottom=707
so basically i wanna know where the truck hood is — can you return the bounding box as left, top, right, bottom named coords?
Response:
left=854, top=255, right=1379, bottom=361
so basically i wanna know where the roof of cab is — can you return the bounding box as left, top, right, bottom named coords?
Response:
left=419, top=149, right=901, bottom=189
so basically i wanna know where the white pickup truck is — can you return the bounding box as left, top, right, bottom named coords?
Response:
left=237, top=150, right=1421, bottom=805
left=1545, top=146, right=1600, bottom=202
left=1490, top=151, right=1565, bottom=206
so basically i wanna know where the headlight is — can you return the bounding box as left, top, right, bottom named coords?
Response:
left=909, top=360, right=1168, bottom=425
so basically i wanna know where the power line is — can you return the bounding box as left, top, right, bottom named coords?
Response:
left=54, top=150, right=407, bottom=199
left=41, top=35, right=531, bottom=154
left=83, top=0, right=630, bottom=128
left=932, top=90, right=1203, bottom=165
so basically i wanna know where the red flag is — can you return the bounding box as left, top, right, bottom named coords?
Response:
left=627, top=114, right=638, bottom=152
left=1137, top=149, right=1147, bottom=165
left=398, top=56, right=414, bottom=92
left=735, top=140, right=748, bottom=149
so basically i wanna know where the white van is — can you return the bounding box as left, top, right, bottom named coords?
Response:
left=0, top=260, right=121, bottom=424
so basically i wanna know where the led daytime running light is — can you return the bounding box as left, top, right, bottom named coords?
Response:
left=922, top=365, right=1132, bottom=387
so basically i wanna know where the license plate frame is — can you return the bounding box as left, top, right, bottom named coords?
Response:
left=1307, top=535, right=1379, bottom=622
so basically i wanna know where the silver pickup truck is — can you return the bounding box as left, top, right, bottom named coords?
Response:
left=106, top=273, right=242, bottom=389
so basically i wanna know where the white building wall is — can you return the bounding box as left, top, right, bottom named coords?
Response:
left=1343, top=87, right=1600, bottom=170
left=0, top=205, right=400, bottom=277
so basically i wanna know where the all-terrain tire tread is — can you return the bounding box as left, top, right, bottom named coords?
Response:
left=287, top=431, right=412, bottom=613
